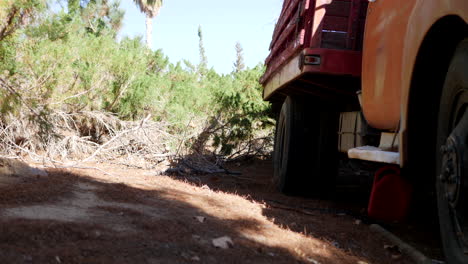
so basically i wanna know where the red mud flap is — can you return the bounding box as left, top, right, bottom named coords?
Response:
left=368, top=166, right=412, bottom=222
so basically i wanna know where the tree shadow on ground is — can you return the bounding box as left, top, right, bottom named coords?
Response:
left=167, top=156, right=440, bottom=263
left=0, top=164, right=355, bottom=264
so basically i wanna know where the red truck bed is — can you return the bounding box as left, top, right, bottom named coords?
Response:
left=261, top=0, right=368, bottom=100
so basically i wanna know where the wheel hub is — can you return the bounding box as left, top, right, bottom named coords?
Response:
left=440, top=138, right=462, bottom=205
left=440, top=108, right=468, bottom=252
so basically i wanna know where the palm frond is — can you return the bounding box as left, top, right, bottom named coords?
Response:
left=132, top=0, right=162, bottom=18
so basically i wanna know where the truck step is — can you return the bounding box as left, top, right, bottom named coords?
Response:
left=347, top=146, right=400, bottom=165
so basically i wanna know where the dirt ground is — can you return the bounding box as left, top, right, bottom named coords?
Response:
left=0, top=158, right=439, bottom=263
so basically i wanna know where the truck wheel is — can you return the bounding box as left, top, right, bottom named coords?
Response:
left=436, top=39, right=468, bottom=264
left=273, top=96, right=338, bottom=195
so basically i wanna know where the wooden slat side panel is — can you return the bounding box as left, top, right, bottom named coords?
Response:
left=266, top=0, right=309, bottom=70
left=264, top=27, right=304, bottom=77
left=325, top=1, right=351, bottom=17
left=309, top=0, right=329, bottom=48
left=270, top=0, right=302, bottom=49
left=301, top=0, right=311, bottom=16
left=260, top=43, right=303, bottom=85
left=359, top=0, right=368, bottom=18
left=354, top=18, right=366, bottom=50
left=302, top=0, right=315, bottom=48
left=317, top=0, right=368, bottom=51
left=262, top=0, right=368, bottom=86
left=345, top=0, right=368, bottom=50
left=354, top=1, right=368, bottom=50
left=323, top=16, right=349, bottom=32
left=269, top=0, right=293, bottom=49
left=321, top=32, right=347, bottom=49
left=266, top=23, right=298, bottom=65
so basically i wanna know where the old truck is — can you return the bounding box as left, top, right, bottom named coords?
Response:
left=261, top=0, right=468, bottom=262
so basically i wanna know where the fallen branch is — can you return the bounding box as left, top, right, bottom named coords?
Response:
left=81, top=114, right=152, bottom=163
left=264, top=199, right=349, bottom=216
left=370, top=224, right=434, bottom=264
left=266, top=202, right=318, bottom=216
left=166, top=156, right=242, bottom=176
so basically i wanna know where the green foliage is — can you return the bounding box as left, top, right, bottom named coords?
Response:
left=0, top=0, right=46, bottom=41
left=0, top=0, right=46, bottom=74
left=0, top=36, right=18, bottom=74
left=210, top=64, right=274, bottom=155
left=0, top=0, right=274, bottom=157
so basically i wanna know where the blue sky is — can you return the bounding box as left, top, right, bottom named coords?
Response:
left=119, top=0, right=283, bottom=74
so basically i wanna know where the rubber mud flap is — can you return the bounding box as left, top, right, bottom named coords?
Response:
left=368, top=166, right=412, bottom=222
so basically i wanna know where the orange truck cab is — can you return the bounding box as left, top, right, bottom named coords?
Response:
left=261, top=0, right=468, bottom=262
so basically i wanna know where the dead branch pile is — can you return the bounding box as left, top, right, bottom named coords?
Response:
left=0, top=109, right=273, bottom=173
left=190, top=116, right=274, bottom=160
left=0, top=110, right=178, bottom=168
left=165, top=154, right=241, bottom=176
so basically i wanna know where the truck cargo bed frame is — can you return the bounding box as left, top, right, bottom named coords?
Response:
left=261, top=0, right=368, bottom=101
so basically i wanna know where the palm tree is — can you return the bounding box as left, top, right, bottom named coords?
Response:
left=132, top=0, right=163, bottom=48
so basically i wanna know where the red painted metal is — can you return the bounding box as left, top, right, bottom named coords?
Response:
left=261, top=0, right=368, bottom=86
left=367, top=166, right=413, bottom=222
left=302, top=48, right=362, bottom=76
left=269, top=0, right=302, bottom=50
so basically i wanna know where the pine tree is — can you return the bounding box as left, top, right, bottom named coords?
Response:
left=66, top=0, right=124, bottom=35
left=67, top=0, right=80, bottom=15
left=198, top=25, right=208, bottom=72
left=0, top=0, right=45, bottom=41
left=233, top=42, right=245, bottom=73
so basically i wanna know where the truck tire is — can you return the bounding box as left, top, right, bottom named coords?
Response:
left=273, top=96, right=338, bottom=195
left=436, top=39, right=468, bottom=264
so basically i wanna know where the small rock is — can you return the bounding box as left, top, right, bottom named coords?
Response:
left=354, top=219, right=362, bottom=225
left=194, top=216, right=206, bottom=223
left=267, top=252, right=276, bottom=257
left=192, top=235, right=201, bottom=240
left=357, top=261, right=369, bottom=264
left=191, top=256, right=200, bottom=261
left=306, top=257, right=320, bottom=264
left=384, top=244, right=400, bottom=251
left=212, top=236, right=233, bottom=249
left=29, top=167, right=48, bottom=177
left=384, top=244, right=402, bottom=256
left=55, top=256, right=61, bottom=263
left=331, top=241, right=341, bottom=249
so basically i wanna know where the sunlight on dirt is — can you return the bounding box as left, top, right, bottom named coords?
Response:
left=0, top=159, right=411, bottom=264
